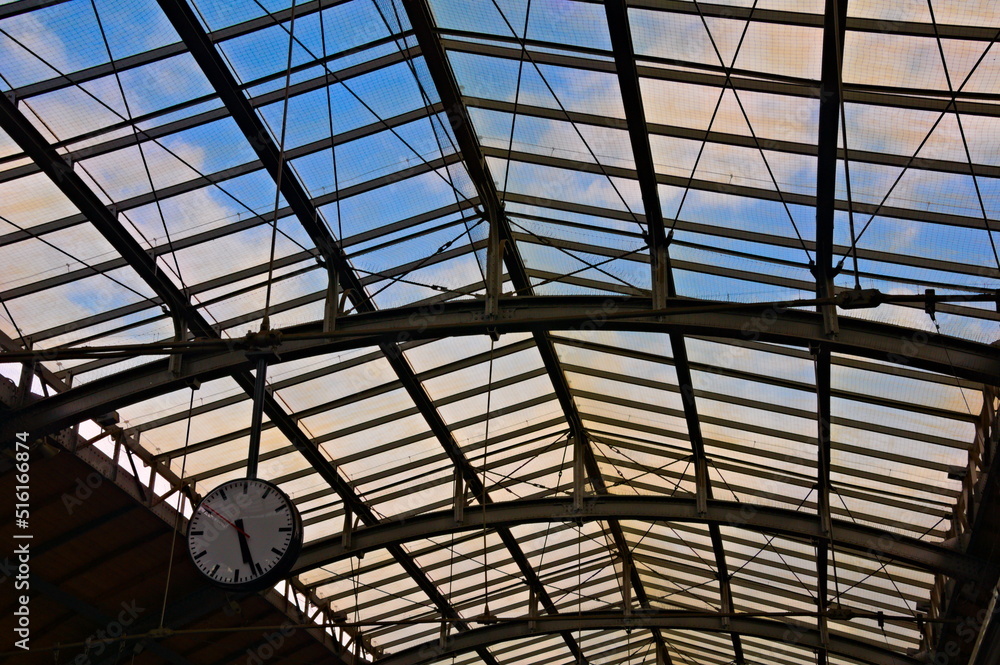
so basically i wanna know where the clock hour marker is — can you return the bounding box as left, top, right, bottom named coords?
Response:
left=275, top=505, right=286, bottom=512
left=211, top=564, right=220, bottom=576
left=255, top=562, right=264, bottom=576
left=262, top=488, right=271, bottom=499
left=271, top=547, right=283, bottom=555
left=278, top=527, right=291, bottom=532
left=220, top=489, right=227, bottom=501
left=243, top=482, right=248, bottom=493
left=194, top=550, right=207, bottom=560
left=234, top=569, right=240, bottom=582
left=191, top=530, right=204, bottom=536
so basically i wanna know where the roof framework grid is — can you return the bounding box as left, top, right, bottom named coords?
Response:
left=2, top=0, right=1000, bottom=664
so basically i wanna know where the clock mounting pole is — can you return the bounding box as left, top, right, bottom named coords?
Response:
left=246, top=353, right=271, bottom=480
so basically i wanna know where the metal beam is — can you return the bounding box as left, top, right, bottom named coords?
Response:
left=155, top=3, right=560, bottom=663
left=400, top=0, right=588, bottom=660
left=604, top=0, right=668, bottom=308
left=5, top=296, right=999, bottom=443
left=439, top=37, right=1000, bottom=119
left=463, top=95, right=1000, bottom=180
left=291, top=496, right=987, bottom=581
left=606, top=2, right=755, bottom=657
left=813, top=3, right=848, bottom=662
left=373, top=610, right=922, bottom=665
left=0, top=42, right=482, bottom=664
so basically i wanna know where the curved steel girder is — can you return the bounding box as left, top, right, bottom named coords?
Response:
left=291, top=496, right=986, bottom=581
left=373, top=610, right=920, bottom=665
left=4, top=296, right=999, bottom=442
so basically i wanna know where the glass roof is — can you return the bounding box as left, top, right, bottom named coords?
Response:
left=1, top=0, right=999, bottom=664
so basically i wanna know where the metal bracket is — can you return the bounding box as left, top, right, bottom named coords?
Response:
left=323, top=274, right=341, bottom=333
left=695, top=458, right=709, bottom=517
left=169, top=315, right=185, bottom=377
left=342, top=505, right=354, bottom=551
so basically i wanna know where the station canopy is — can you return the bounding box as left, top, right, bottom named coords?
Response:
left=1, top=0, right=999, bottom=664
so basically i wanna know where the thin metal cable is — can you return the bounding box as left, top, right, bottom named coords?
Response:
left=509, top=232, right=646, bottom=290
left=262, top=0, right=299, bottom=329
left=89, top=0, right=187, bottom=294
left=846, top=27, right=1000, bottom=259
left=500, top=0, right=533, bottom=202
left=245, top=0, right=475, bottom=207
left=159, top=388, right=195, bottom=629
left=248, top=0, right=489, bottom=305
left=373, top=0, right=489, bottom=288
left=318, top=5, right=343, bottom=245
left=627, top=458, right=692, bottom=553
left=486, top=0, right=647, bottom=237
left=690, top=0, right=812, bottom=260
left=708, top=458, right=817, bottom=602
left=726, top=489, right=814, bottom=580
left=842, top=128, right=861, bottom=289
left=506, top=217, right=640, bottom=290
left=828, top=489, right=945, bottom=608
left=829, top=0, right=861, bottom=289
left=932, top=319, right=976, bottom=416
left=533, top=432, right=573, bottom=574
left=481, top=337, right=495, bottom=614
left=0, top=62, right=193, bottom=299
left=361, top=217, right=487, bottom=305
left=667, top=0, right=760, bottom=231
left=352, top=266, right=485, bottom=299
left=0, top=32, right=315, bottom=307
left=926, top=0, right=1000, bottom=273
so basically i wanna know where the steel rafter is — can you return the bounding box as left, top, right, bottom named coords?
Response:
left=373, top=610, right=922, bottom=665
left=399, top=0, right=594, bottom=660
left=813, top=2, right=848, bottom=663
left=604, top=1, right=743, bottom=661
left=152, top=2, right=583, bottom=663
left=0, top=46, right=484, bottom=665
left=402, top=0, right=685, bottom=661
left=4, top=296, right=999, bottom=445
left=290, top=496, right=986, bottom=581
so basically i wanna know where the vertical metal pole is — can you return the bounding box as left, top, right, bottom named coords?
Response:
left=453, top=468, right=465, bottom=524
left=485, top=200, right=503, bottom=322
left=343, top=504, right=354, bottom=552
left=622, top=554, right=633, bottom=616
left=528, top=588, right=538, bottom=631
left=656, top=640, right=668, bottom=665
left=169, top=316, right=185, bottom=377
left=247, top=356, right=268, bottom=479
left=323, top=273, right=340, bottom=333
left=573, top=436, right=585, bottom=512
left=694, top=457, right=709, bottom=517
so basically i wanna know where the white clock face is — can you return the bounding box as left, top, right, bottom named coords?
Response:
left=187, top=478, right=302, bottom=591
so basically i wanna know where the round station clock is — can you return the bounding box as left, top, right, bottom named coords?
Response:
left=187, top=478, right=303, bottom=592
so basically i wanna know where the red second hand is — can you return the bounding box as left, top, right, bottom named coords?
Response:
left=202, top=504, right=251, bottom=538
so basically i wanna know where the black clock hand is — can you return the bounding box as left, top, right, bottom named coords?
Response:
left=235, top=519, right=253, bottom=566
